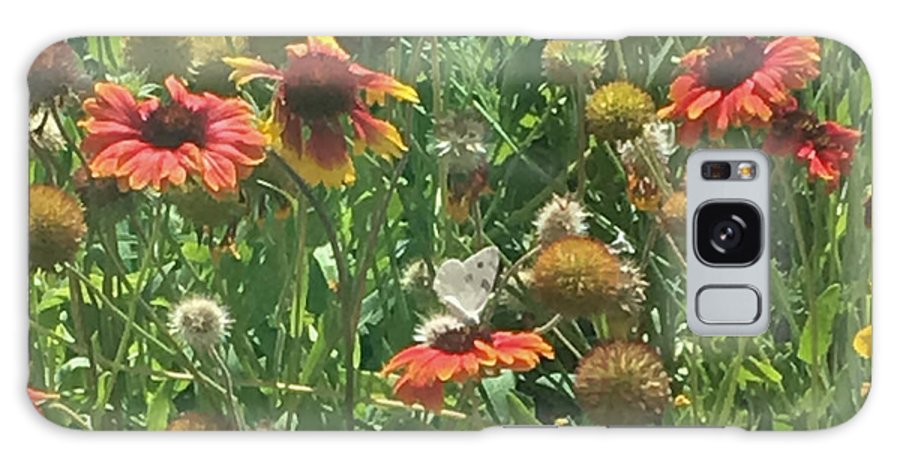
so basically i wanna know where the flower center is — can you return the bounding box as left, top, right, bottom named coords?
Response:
left=141, top=103, right=207, bottom=148
left=431, top=325, right=493, bottom=354
left=283, top=55, right=359, bottom=120
left=701, top=38, right=766, bottom=91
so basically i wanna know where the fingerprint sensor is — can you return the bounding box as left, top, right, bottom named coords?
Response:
left=696, top=286, right=761, bottom=324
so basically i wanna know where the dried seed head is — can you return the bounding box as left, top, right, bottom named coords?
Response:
left=533, top=194, right=589, bottom=246
left=575, top=341, right=671, bottom=425
left=29, top=185, right=86, bottom=271
left=169, top=296, right=232, bottom=350
left=541, top=40, right=607, bottom=86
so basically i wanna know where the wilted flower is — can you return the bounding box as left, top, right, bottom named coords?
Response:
left=446, top=160, right=490, bottom=223
left=28, top=41, right=89, bottom=107
left=586, top=81, right=656, bottom=142
left=400, top=260, right=439, bottom=308
left=574, top=341, right=671, bottom=425
left=763, top=109, right=860, bottom=191
left=166, top=411, right=229, bottom=431
left=659, top=37, right=820, bottom=146
left=29, top=185, right=86, bottom=271
left=541, top=40, right=607, bottom=86
left=435, top=111, right=489, bottom=173
left=80, top=75, right=266, bottom=193
left=382, top=314, right=554, bottom=411
left=853, top=325, right=872, bottom=359
left=72, top=166, right=134, bottom=226
left=531, top=237, right=647, bottom=337
left=617, top=121, right=677, bottom=212
left=123, top=36, right=192, bottom=83
left=533, top=194, right=589, bottom=246
left=225, top=36, right=419, bottom=187
left=660, top=190, right=687, bottom=231
left=169, top=296, right=232, bottom=350
left=166, top=182, right=247, bottom=228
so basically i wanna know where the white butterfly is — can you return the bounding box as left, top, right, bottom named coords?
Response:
left=432, top=246, right=501, bottom=325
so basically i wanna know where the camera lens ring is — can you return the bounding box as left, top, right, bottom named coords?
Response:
left=693, top=201, right=763, bottom=266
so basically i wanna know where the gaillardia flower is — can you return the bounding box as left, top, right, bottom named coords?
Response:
left=763, top=109, right=860, bottom=191
left=29, top=185, right=86, bottom=271
left=574, top=341, right=671, bottom=425
left=531, top=236, right=647, bottom=335
left=382, top=315, right=554, bottom=411
left=853, top=325, right=872, bottom=359
left=541, top=40, right=607, bottom=86
left=533, top=194, right=589, bottom=246
left=81, top=75, right=266, bottom=193
left=586, top=81, right=656, bottom=142
left=225, top=36, right=419, bottom=187
left=169, top=296, right=232, bottom=350
left=658, top=37, right=820, bottom=146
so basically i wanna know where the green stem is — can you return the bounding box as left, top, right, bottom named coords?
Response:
left=209, top=348, right=246, bottom=431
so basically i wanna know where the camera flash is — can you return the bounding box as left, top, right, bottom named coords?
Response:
left=737, top=162, right=756, bottom=180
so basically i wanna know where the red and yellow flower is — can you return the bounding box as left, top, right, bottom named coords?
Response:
left=763, top=109, right=861, bottom=191
left=81, top=75, right=266, bottom=194
left=224, top=36, right=419, bottom=187
left=381, top=315, right=554, bottom=411
left=658, top=37, right=820, bottom=146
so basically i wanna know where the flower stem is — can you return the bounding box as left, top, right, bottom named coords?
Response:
left=209, top=347, right=246, bottom=431
left=573, top=75, right=589, bottom=201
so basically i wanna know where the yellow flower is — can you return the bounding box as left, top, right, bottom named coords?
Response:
left=853, top=325, right=872, bottom=359
left=674, top=394, right=692, bottom=407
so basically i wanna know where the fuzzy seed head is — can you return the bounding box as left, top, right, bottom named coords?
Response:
left=169, top=296, right=232, bottom=350
left=533, top=194, right=589, bottom=246
left=575, top=341, right=671, bottom=425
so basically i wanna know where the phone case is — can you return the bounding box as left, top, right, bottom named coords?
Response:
left=27, top=36, right=872, bottom=430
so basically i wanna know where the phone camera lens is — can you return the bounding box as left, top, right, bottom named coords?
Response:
left=711, top=219, right=743, bottom=251
left=695, top=202, right=762, bottom=266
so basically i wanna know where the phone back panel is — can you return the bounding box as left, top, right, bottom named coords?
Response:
left=27, top=36, right=871, bottom=430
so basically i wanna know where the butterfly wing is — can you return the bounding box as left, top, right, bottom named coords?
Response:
left=433, top=246, right=501, bottom=323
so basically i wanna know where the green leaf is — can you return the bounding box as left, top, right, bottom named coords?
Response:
left=506, top=392, right=541, bottom=425
left=145, top=381, right=173, bottom=431
left=749, top=356, right=783, bottom=386
left=481, top=371, right=516, bottom=423
left=798, top=284, right=842, bottom=364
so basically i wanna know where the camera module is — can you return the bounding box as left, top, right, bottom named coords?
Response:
left=694, top=201, right=762, bottom=265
